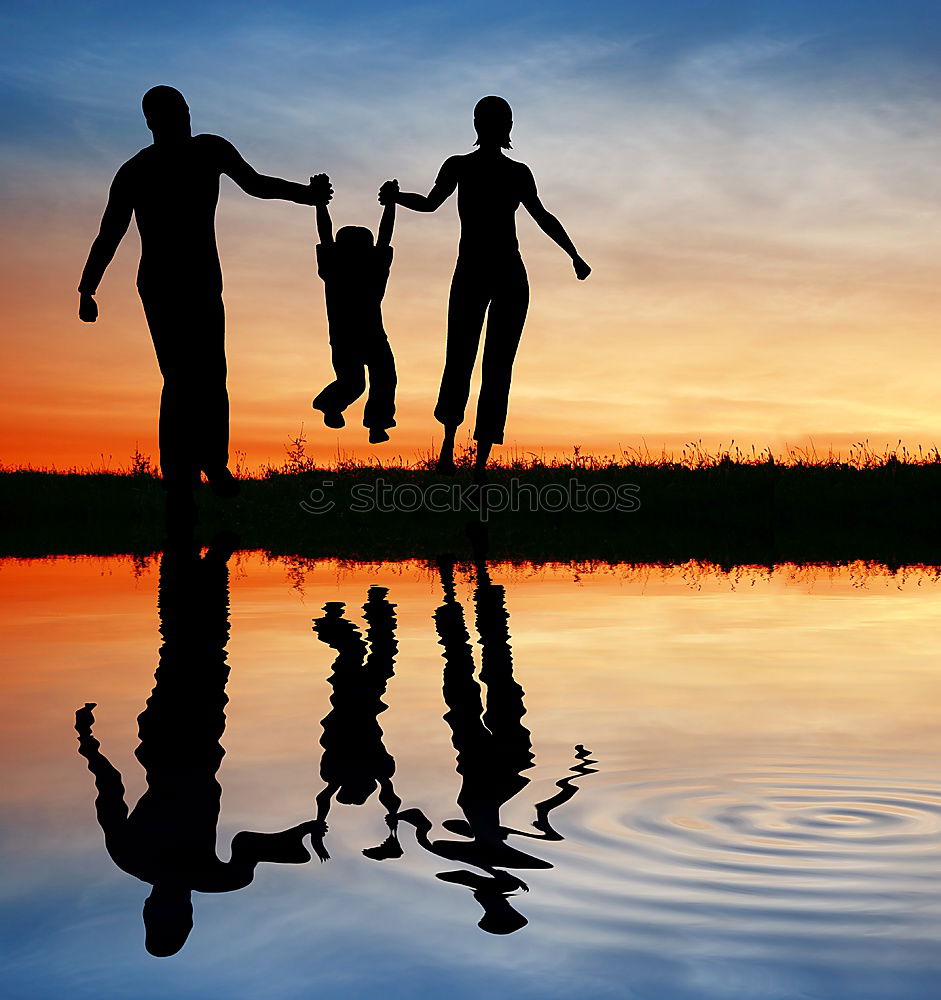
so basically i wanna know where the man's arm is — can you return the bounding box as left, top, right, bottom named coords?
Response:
left=519, top=165, right=591, bottom=280
left=214, top=136, right=328, bottom=205
left=376, top=180, right=398, bottom=248
left=75, top=703, right=130, bottom=836
left=387, top=158, right=459, bottom=213
left=78, top=165, right=134, bottom=322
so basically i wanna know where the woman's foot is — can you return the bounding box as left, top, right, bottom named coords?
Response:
left=473, top=439, right=493, bottom=485
left=437, top=426, right=457, bottom=474
left=368, top=427, right=390, bottom=444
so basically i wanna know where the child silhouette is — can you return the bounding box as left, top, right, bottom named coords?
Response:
left=310, top=176, right=398, bottom=444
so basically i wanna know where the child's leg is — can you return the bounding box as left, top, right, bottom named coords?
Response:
left=363, top=331, right=397, bottom=433
left=313, top=337, right=367, bottom=425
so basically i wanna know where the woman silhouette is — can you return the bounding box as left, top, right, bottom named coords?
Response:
left=382, top=96, right=591, bottom=481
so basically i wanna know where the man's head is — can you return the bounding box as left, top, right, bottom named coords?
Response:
left=142, top=86, right=191, bottom=142
left=474, top=96, right=513, bottom=149
left=335, top=226, right=375, bottom=252
left=143, top=884, right=194, bottom=957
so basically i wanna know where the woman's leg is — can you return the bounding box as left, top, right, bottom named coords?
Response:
left=434, top=261, right=491, bottom=471
left=473, top=258, right=529, bottom=455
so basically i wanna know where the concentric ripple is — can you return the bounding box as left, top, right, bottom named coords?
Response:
left=533, top=755, right=941, bottom=946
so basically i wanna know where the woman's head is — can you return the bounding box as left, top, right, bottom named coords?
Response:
left=474, top=96, right=512, bottom=149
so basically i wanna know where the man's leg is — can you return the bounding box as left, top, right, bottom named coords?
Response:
left=141, top=294, right=201, bottom=490
left=434, top=262, right=490, bottom=472
left=191, top=294, right=231, bottom=489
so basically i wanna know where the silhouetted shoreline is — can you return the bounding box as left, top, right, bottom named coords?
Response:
left=3, top=462, right=941, bottom=566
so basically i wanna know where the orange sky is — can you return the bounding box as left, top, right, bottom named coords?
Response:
left=4, top=16, right=941, bottom=471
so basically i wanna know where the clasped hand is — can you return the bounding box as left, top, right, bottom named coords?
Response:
left=378, top=178, right=399, bottom=205
left=307, top=173, right=334, bottom=206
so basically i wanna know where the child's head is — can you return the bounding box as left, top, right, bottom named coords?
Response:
left=335, top=225, right=375, bottom=251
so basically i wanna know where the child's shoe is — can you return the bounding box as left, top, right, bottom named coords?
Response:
left=314, top=403, right=345, bottom=429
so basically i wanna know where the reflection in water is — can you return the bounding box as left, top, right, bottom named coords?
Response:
left=22, top=552, right=941, bottom=995
left=398, top=556, right=595, bottom=934
left=72, top=545, right=596, bottom=956
left=313, top=587, right=403, bottom=861
left=74, top=537, right=320, bottom=956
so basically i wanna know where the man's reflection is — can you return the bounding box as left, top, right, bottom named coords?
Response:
left=398, top=556, right=595, bottom=934
left=75, top=536, right=322, bottom=956
left=312, top=587, right=403, bottom=861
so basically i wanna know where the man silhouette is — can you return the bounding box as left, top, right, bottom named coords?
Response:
left=78, top=85, right=330, bottom=498
left=74, top=537, right=324, bottom=957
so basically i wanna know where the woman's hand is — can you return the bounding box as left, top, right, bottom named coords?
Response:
left=79, top=292, right=98, bottom=322
left=378, top=179, right=399, bottom=205
left=572, top=256, right=591, bottom=280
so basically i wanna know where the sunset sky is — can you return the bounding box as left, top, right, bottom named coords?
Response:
left=3, top=0, right=941, bottom=470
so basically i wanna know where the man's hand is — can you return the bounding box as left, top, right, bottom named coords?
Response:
left=306, top=173, right=333, bottom=206
left=79, top=293, right=98, bottom=323
left=572, top=256, right=591, bottom=280
left=378, top=179, right=399, bottom=205
left=75, top=702, right=97, bottom=734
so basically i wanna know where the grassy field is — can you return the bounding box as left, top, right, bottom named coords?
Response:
left=3, top=442, right=941, bottom=565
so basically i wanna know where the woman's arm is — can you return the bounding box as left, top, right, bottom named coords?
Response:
left=387, top=157, right=460, bottom=213
left=519, top=165, right=591, bottom=279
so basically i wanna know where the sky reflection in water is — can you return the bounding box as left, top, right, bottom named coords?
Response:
left=3, top=555, right=941, bottom=999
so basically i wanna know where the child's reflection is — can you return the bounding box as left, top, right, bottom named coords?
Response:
left=75, top=537, right=322, bottom=957
left=312, top=587, right=403, bottom=861
left=397, top=557, right=595, bottom=934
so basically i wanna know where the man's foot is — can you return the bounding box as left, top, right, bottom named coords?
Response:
left=164, top=485, right=198, bottom=534
left=473, top=466, right=489, bottom=486
left=368, top=427, right=390, bottom=444
left=436, top=455, right=456, bottom=475
left=207, top=467, right=240, bottom=498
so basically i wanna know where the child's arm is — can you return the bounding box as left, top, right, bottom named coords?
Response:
left=311, top=173, right=334, bottom=245
left=376, top=180, right=398, bottom=248
left=316, top=203, right=334, bottom=246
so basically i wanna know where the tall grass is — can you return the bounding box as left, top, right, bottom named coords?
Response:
left=6, top=430, right=940, bottom=480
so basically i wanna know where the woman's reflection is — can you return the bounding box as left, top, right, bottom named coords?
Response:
left=312, top=586, right=403, bottom=862
left=74, top=535, right=322, bottom=956
left=397, top=556, right=595, bottom=934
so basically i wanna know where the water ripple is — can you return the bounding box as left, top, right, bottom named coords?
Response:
left=534, top=757, right=941, bottom=944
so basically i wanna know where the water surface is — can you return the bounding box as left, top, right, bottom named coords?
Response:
left=3, top=555, right=941, bottom=999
